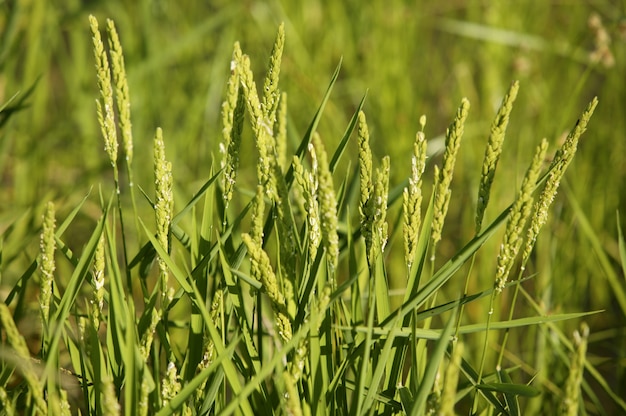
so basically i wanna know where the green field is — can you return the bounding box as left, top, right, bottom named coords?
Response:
left=1, top=1, right=625, bottom=414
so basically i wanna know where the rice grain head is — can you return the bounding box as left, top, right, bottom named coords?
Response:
left=432, top=98, right=470, bottom=247
left=561, top=323, right=590, bottom=416
left=494, top=138, right=548, bottom=292
left=39, top=201, right=56, bottom=326
left=89, top=15, right=118, bottom=168
left=154, top=127, right=173, bottom=303
left=312, top=134, right=340, bottom=275
left=220, top=42, right=244, bottom=206
left=522, top=97, right=598, bottom=264
left=476, top=80, right=519, bottom=233
left=106, top=18, right=133, bottom=164
left=261, top=22, right=285, bottom=124
left=403, top=121, right=427, bottom=269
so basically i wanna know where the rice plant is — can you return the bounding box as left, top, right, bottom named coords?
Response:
left=0, top=14, right=623, bottom=416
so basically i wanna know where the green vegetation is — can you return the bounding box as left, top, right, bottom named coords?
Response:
left=1, top=2, right=625, bottom=415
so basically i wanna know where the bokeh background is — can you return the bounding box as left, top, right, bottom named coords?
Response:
left=1, top=0, right=625, bottom=411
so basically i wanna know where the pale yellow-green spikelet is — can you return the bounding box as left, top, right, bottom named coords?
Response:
left=39, top=201, right=56, bottom=327
left=92, top=234, right=106, bottom=327
left=290, top=284, right=330, bottom=382
left=439, top=341, right=464, bottom=416
left=139, top=375, right=151, bottom=415
left=281, top=370, right=303, bottom=416
left=47, top=387, right=71, bottom=416
left=290, top=339, right=308, bottom=382
left=106, top=18, right=133, bottom=164
left=561, top=323, right=589, bottom=416
left=292, top=154, right=309, bottom=214
left=237, top=53, right=263, bottom=131
left=55, top=389, right=72, bottom=416
left=0, top=304, right=47, bottom=413
left=371, top=156, right=390, bottom=261
left=268, top=155, right=298, bottom=320
left=0, top=387, right=15, bottom=415
left=220, top=42, right=244, bottom=207
left=194, top=290, right=222, bottom=402
left=588, top=13, right=615, bottom=68
left=357, top=111, right=374, bottom=259
left=276, top=92, right=288, bottom=169
left=293, top=154, right=321, bottom=261
left=432, top=98, right=470, bottom=247
left=251, top=184, right=266, bottom=245
left=362, top=153, right=390, bottom=265
left=312, top=134, right=339, bottom=274
left=237, top=51, right=274, bottom=190
left=357, top=111, right=373, bottom=213
left=162, top=361, right=182, bottom=409
left=495, top=139, right=548, bottom=292
left=403, top=118, right=427, bottom=269
left=242, top=233, right=292, bottom=342
left=101, top=372, right=121, bottom=416
left=89, top=15, right=118, bottom=168
left=154, top=127, right=174, bottom=303
left=522, top=98, right=598, bottom=265
left=140, top=310, right=159, bottom=414
left=261, top=22, right=285, bottom=123
left=476, top=81, right=519, bottom=233
left=140, top=308, right=161, bottom=360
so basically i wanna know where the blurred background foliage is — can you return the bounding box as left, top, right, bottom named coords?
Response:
left=1, top=0, right=625, bottom=406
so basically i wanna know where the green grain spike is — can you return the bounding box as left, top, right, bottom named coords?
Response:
left=312, top=133, right=339, bottom=275
left=106, top=18, right=133, bottom=164
left=154, top=127, right=174, bottom=303
left=476, top=81, right=519, bottom=233
left=242, top=233, right=292, bottom=342
left=89, top=15, right=118, bottom=168
left=261, top=22, right=285, bottom=124
left=371, top=156, right=390, bottom=261
left=495, top=139, right=548, bottom=292
left=561, top=323, right=589, bottom=416
left=220, top=43, right=244, bottom=207
left=276, top=92, right=288, bottom=169
left=293, top=155, right=320, bottom=261
left=403, top=122, right=427, bottom=269
left=432, top=98, right=470, bottom=247
left=39, top=201, right=56, bottom=328
left=522, top=97, right=598, bottom=264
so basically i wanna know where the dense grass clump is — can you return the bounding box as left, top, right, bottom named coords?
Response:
left=1, top=5, right=625, bottom=416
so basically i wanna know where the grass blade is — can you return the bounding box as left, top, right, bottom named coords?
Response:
left=410, top=310, right=456, bottom=415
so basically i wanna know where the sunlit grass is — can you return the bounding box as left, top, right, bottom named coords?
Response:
left=0, top=3, right=625, bottom=415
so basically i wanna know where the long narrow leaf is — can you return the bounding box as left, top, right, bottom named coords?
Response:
left=411, top=311, right=456, bottom=415
left=140, top=219, right=255, bottom=416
